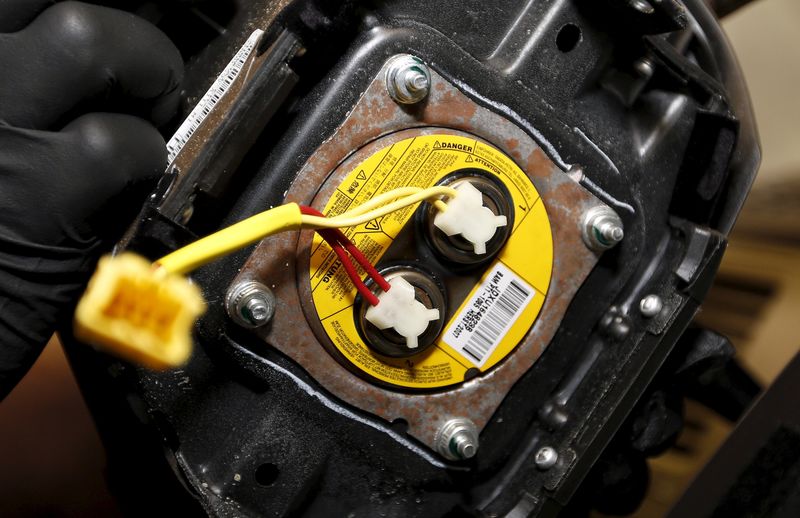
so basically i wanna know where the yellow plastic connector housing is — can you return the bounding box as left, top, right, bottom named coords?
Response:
left=74, top=253, right=206, bottom=369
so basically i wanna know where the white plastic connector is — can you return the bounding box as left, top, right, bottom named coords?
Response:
left=365, top=276, right=440, bottom=349
left=433, top=181, right=507, bottom=254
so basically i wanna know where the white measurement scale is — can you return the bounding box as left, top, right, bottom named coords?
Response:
left=166, top=29, right=265, bottom=164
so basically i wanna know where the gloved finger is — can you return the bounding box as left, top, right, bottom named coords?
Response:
left=0, top=112, right=166, bottom=246
left=0, top=0, right=54, bottom=32
left=63, top=112, right=168, bottom=242
left=0, top=1, right=183, bottom=129
left=0, top=111, right=166, bottom=399
left=0, top=1, right=208, bottom=32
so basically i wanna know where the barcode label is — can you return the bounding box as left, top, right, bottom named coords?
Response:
left=444, top=262, right=534, bottom=368
left=166, top=29, right=264, bottom=163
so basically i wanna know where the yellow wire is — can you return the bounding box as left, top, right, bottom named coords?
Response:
left=154, top=186, right=456, bottom=275
left=156, top=203, right=303, bottom=275
left=332, top=186, right=453, bottom=218
left=301, top=186, right=456, bottom=229
left=334, top=187, right=420, bottom=217
left=432, top=199, right=449, bottom=212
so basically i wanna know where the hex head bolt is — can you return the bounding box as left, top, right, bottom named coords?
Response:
left=385, top=54, right=431, bottom=105
left=434, top=418, right=479, bottom=461
left=581, top=206, right=624, bottom=251
left=226, top=281, right=276, bottom=328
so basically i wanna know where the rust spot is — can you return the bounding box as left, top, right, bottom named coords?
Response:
left=550, top=178, right=585, bottom=210
left=424, top=89, right=477, bottom=126
left=525, top=148, right=552, bottom=179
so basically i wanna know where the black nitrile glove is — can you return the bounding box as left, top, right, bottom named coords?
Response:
left=0, top=1, right=184, bottom=398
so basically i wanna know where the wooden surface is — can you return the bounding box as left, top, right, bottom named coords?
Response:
left=0, top=338, right=121, bottom=518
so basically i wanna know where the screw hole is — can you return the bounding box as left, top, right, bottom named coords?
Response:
left=391, top=418, right=409, bottom=434
left=556, top=24, right=582, bottom=53
left=255, top=463, right=280, bottom=486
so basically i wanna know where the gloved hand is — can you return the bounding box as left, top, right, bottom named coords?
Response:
left=0, top=1, right=184, bottom=398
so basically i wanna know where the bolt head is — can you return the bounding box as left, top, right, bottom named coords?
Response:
left=386, top=54, right=431, bottom=105
left=639, top=294, right=663, bottom=318
left=405, top=69, right=429, bottom=92
left=582, top=206, right=624, bottom=251
left=435, top=418, right=479, bottom=461
left=226, top=281, right=275, bottom=328
left=597, top=221, right=624, bottom=244
left=245, top=297, right=271, bottom=323
left=452, top=432, right=477, bottom=459
left=535, top=446, right=558, bottom=470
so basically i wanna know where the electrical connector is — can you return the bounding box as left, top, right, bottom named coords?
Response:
left=74, top=253, right=206, bottom=370
left=433, top=181, right=508, bottom=254
left=364, top=276, right=440, bottom=349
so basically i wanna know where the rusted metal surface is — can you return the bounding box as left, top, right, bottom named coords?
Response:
left=231, top=58, right=608, bottom=452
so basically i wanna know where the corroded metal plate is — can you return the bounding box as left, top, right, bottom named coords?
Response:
left=231, top=57, right=607, bottom=452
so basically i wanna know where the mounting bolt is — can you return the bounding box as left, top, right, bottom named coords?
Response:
left=434, top=418, right=479, bottom=461
left=639, top=294, right=663, bottom=318
left=245, top=297, right=271, bottom=323
left=226, top=281, right=275, bottom=328
left=582, top=206, right=624, bottom=251
left=534, top=446, right=559, bottom=470
left=385, top=54, right=431, bottom=105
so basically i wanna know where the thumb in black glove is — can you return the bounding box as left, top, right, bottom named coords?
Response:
left=0, top=1, right=184, bottom=398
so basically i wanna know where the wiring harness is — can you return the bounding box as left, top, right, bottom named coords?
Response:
left=74, top=185, right=460, bottom=368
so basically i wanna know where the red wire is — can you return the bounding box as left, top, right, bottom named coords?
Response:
left=301, top=206, right=390, bottom=290
left=341, top=239, right=391, bottom=293
left=301, top=205, right=389, bottom=305
left=326, top=233, right=379, bottom=306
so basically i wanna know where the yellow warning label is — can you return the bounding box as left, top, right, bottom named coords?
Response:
left=308, top=135, right=553, bottom=389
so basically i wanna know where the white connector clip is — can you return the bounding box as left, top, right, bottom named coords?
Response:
left=365, top=276, right=440, bottom=349
left=433, top=181, right=507, bottom=254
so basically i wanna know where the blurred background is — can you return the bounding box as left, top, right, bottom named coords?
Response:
left=1, top=1, right=798, bottom=516
left=635, top=0, right=800, bottom=514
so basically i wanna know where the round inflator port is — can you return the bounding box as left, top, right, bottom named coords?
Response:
left=355, top=265, right=446, bottom=358
left=419, top=170, right=515, bottom=268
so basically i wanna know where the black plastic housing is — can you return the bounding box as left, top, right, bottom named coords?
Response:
left=63, top=0, right=760, bottom=516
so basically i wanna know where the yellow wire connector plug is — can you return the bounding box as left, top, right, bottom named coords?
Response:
left=74, top=253, right=206, bottom=369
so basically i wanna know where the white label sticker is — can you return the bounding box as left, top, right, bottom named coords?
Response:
left=166, top=29, right=264, bottom=163
left=444, top=262, right=534, bottom=368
